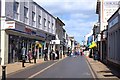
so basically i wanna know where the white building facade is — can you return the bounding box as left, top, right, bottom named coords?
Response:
left=96, top=0, right=119, bottom=61
left=0, top=0, right=56, bottom=65
left=50, top=17, right=65, bottom=58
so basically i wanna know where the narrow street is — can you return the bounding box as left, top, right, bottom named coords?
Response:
left=7, top=56, right=95, bottom=79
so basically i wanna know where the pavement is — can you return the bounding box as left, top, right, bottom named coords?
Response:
left=0, top=59, right=44, bottom=78
left=0, top=56, right=67, bottom=79
left=86, top=56, right=120, bottom=80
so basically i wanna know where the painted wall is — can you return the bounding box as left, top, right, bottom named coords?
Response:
left=4, top=0, right=56, bottom=35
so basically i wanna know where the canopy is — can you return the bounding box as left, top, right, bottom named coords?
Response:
left=89, top=41, right=97, bottom=49
left=35, top=42, right=42, bottom=48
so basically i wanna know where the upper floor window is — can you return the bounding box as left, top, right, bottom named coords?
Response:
left=24, top=7, right=28, bottom=18
left=38, top=15, right=41, bottom=25
left=13, top=1, right=19, bottom=20
left=48, top=21, right=50, bottom=28
left=32, top=11, right=35, bottom=21
left=44, top=18, right=46, bottom=27
left=24, top=7, right=28, bottom=23
left=32, top=11, right=35, bottom=26
left=14, top=1, right=19, bottom=13
left=52, top=23, right=54, bottom=29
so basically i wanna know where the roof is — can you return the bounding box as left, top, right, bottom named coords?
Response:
left=32, top=0, right=56, bottom=19
left=56, top=17, right=65, bottom=26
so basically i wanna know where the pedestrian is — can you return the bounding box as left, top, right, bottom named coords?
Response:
left=43, top=48, right=48, bottom=61
left=33, top=48, right=37, bottom=63
left=22, top=46, right=26, bottom=67
left=55, top=49, right=59, bottom=60
left=28, top=49, right=32, bottom=63
left=93, top=47, right=97, bottom=61
left=80, top=49, right=83, bottom=56
left=49, top=49, right=53, bottom=60
left=52, top=50, right=56, bottom=60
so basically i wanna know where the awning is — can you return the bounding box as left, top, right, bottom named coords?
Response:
left=89, top=41, right=97, bottom=49
left=35, top=41, right=43, bottom=48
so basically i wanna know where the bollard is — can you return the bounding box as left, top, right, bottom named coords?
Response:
left=2, top=66, right=6, bottom=80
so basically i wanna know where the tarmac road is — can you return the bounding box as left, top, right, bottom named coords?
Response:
left=7, top=56, right=95, bottom=79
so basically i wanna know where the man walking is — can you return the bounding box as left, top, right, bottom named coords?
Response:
left=43, top=48, right=48, bottom=61
left=56, top=49, right=59, bottom=60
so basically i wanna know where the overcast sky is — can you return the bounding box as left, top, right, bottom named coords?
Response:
left=34, top=0, right=98, bottom=44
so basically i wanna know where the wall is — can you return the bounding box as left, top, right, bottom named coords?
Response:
left=108, top=10, right=120, bottom=65
left=4, top=0, right=56, bottom=35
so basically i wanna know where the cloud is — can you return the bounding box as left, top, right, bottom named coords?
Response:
left=34, top=0, right=97, bottom=14
left=33, top=0, right=97, bottom=44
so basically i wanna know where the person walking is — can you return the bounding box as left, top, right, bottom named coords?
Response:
left=28, top=49, right=32, bottom=63
left=22, top=46, right=26, bottom=67
left=49, top=49, right=53, bottom=60
left=55, top=49, right=59, bottom=60
left=80, top=49, right=83, bottom=56
left=43, top=48, right=48, bottom=61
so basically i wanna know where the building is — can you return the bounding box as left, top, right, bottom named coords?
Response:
left=68, top=36, right=75, bottom=51
left=0, top=0, right=56, bottom=65
left=107, top=8, right=120, bottom=66
left=85, top=30, right=93, bottom=47
left=50, top=17, right=65, bottom=58
left=96, top=0, right=119, bottom=62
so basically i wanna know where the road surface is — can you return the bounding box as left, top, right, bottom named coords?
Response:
left=7, top=56, right=95, bottom=79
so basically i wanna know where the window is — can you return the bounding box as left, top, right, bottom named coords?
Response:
left=24, top=7, right=28, bottom=23
left=24, top=7, right=28, bottom=18
left=14, top=1, right=19, bottom=20
left=44, top=18, right=46, bottom=27
left=32, top=11, right=35, bottom=21
left=32, top=11, right=35, bottom=26
left=48, top=21, right=50, bottom=28
left=14, top=1, right=19, bottom=13
left=38, top=15, right=41, bottom=25
left=52, top=23, right=54, bottom=29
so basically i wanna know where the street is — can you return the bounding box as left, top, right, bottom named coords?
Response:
left=7, top=56, right=95, bottom=79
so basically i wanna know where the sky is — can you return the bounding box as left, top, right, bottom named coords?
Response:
left=33, top=0, right=98, bottom=44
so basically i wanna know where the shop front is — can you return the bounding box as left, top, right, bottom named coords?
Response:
left=1, top=21, right=49, bottom=64
left=101, top=30, right=107, bottom=63
left=7, top=30, right=45, bottom=63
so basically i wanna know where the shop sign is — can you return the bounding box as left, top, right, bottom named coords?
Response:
left=5, top=21, right=15, bottom=29
left=39, top=33, right=46, bottom=38
left=25, top=28, right=36, bottom=35
left=109, top=16, right=118, bottom=28
left=103, top=31, right=107, bottom=39
left=97, top=34, right=101, bottom=41
left=50, top=40, right=60, bottom=44
left=25, top=26, right=37, bottom=31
